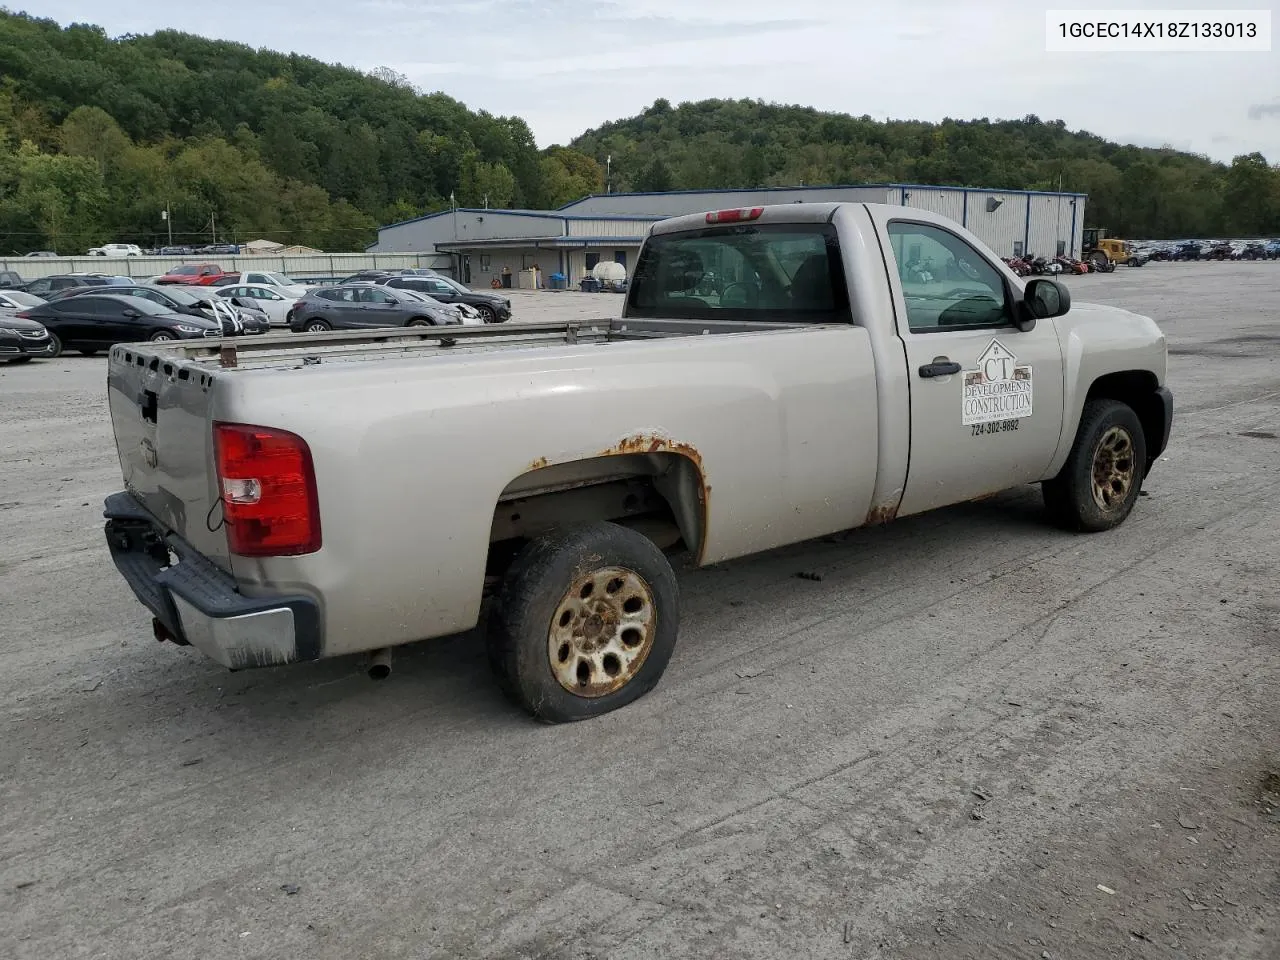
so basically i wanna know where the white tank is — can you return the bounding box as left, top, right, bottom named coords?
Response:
left=591, top=260, right=626, bottom=282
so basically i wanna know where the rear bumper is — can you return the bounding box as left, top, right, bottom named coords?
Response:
left=103, top=492, right=322, bottom=669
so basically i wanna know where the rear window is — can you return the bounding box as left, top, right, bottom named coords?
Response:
left=627, top=222, right=849, bottom=322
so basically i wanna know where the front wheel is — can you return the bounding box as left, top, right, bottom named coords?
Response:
left=149, top=331, right=176, bottom=342
left=488, top=521, right=680, bottom=723
left=1043, top=399, right=1147, bottom=532
left=474, top=304, right=497, bottom=323
left=407, top=318, right=433, bottom=327
left=46, top=332, right=63, bottom=358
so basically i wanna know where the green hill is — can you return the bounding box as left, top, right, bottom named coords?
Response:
left=0, top=10, right=602, bottom=253
left=0, top=10, right=1274, bottom=253
left=572, top=98, right=1278, bottom=239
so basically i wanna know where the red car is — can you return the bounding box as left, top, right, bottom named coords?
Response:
left=155, top=263, right=238, bottom=286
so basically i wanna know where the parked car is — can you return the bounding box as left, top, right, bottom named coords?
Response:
left=0, top=290, right=48, bottom=312
left=380, top=274, right=512, bottom=323
left=0, top=270, right=24, bottom=288
left=87, top=243, right=143, bottom=257
left=102, top=202, right=1172, bottom=722
left=159, top=246, right=194, bottom=256
left=217, top=270, right=309, bottom=299
left=155, top=263, right=238, bottom=286
left=20, top=274, right=132, bottom=298
left=14, top=294, right=239, bottom=356
left=1266, top=240, right=1280, bottom=260
left=55, top=283, right=270, bottom=335
left=1172, top=241, right=1202, bottom=261
left=1237, top=242, right=1268, bottom=260
left=215, top=284, right=296, bottom=325
left=22, top=250, right=58, bottom=258
left=194, top=243, right=240, bottom=256
left=288, top=283, right=459, bottom=332
left=0, top=314, right=54, bottom=363
left=1203, top=241, right=1234, bottom=261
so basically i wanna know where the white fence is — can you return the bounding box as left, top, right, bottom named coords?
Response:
left=0, top=252, right=455, bottom=283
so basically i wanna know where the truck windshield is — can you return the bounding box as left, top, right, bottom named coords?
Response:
left=627, top=223, right=849, bottom=322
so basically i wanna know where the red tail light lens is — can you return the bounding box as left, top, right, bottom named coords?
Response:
left=14, top=310, right=31, bottom=319
left=706, top=207, right=763, bottom=224
left=213, top=422, right=321, bottom=556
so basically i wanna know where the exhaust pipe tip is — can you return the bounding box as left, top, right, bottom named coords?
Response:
left=367, top=647, right=392, bottom=680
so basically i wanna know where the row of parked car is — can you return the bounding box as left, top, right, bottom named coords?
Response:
left=0, top=267, right=514, bottom=364
left=1138, top=239, right=1280, bottom=261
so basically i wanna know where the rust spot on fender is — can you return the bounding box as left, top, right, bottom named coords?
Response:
left=864, top=502, right=899, bottom=526
left=602, top=433, right=710, bottom=564
left=600, top=433, right=707, bottom=500
left=526, top=455, right=549, bottom=471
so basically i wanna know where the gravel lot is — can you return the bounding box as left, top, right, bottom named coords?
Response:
left=3, top=264, right=1278, bottom=960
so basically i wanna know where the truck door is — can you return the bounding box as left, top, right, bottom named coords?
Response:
left=875, top=216, right=1066, bottom=517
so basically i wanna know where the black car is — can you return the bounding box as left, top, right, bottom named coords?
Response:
left=54, top=283, right=271, bottom=335
left=20, top=274, right=133, bottom=298
left=289, top=283, right=458, bottom=332
left=0, top=314, right=55, bottom=363
left=379, top=274, right=511, bottom=323
left=1238, top=242, right=1268, bottom=261
left=16, top=294, right=229, bottom=356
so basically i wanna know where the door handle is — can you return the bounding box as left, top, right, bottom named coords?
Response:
left=919, top=359, right=961, bottom=378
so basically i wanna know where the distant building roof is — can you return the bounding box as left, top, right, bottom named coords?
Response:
left=243, top=238, right=284, bottom=252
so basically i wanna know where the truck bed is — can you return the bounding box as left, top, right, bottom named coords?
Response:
left=111, top=318, right=811, bottom=374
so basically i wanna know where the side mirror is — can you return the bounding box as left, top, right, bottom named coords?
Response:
left=122, top=309, right=139, bottom=318
left=1023, top=277, right=1071, bottom=321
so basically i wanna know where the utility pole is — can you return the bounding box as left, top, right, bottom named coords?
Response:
left=161, top=204, right=173, bottom=247
left=210, top=212, right=217, bottom=244
left=606, top=154, right=612, bottom=194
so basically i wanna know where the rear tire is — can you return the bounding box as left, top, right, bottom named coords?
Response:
left=304, top=319, right=331, bottom=332
left=488, top=521, right=680, bottom=723
left=1043, top=399, right=1147, bottom=533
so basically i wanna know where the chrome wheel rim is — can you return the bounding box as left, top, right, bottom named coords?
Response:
left=1091, top=426, right=1136, bottom=511
left=548, top=566, right=655, bottom=698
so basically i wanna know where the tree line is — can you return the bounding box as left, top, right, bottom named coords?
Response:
left=0, top=11, right=1275, bottom=254
left=573, top=99, right=1280, bottom=240
left=0, top=11, right=602, bottom=253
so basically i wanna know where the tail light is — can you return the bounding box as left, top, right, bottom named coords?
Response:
left=14, top=310, right=31, bottom=319
left=706, top=207, right=763, bottom=224
left=213, top=422, right=321, bottom=556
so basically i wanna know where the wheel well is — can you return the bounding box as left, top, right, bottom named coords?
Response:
left=1086, top=370, right=1163, bottom=468
left=406, top=315, right=435, bottom=325
left=484, top=453, right=707, bottom=587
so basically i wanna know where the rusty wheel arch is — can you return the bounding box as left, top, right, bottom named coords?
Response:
left=493, top=433, right=710, bottom=565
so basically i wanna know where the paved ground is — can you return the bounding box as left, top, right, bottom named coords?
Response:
left=2, top=263, right=1278, bottom=960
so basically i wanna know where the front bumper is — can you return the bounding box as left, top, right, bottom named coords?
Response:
left=103, top=492, right=322, bottom=669
left=0, top=332, right=53, bottom=357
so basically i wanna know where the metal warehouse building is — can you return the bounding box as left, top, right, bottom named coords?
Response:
left=368, top=184, right=1087, bottom=288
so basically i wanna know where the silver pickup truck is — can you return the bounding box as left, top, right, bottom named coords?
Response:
left=103, top=203, right=1172, bottom=722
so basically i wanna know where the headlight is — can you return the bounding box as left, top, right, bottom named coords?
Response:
left=176, top=324, right=206, bottom=334
left=0, top=327, right=19, bottom=336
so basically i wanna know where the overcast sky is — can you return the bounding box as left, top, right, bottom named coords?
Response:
left=33, top=0, right=1280, bottom=163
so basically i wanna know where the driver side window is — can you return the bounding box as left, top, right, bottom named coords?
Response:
left=887, top=222, right=1011, bottom=332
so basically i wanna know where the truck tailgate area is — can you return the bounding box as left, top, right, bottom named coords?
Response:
left=107, top=344, right=232, bottom=570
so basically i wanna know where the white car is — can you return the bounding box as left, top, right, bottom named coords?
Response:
left=0, top=290, right=47, bottom=311
left=87, top=243, right=143, bottom=257
left=215, top=284, right=296, bottom=326
left=227, top=270, right=310, bottom=299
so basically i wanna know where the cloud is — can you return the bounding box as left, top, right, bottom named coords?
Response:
left=1248, top=101, right=1280, bottom=120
